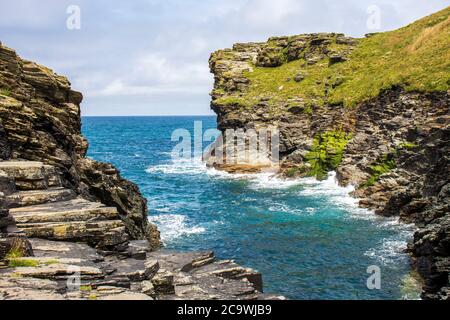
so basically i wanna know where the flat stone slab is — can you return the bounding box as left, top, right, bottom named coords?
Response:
left=29, top=238, right=103, bottom=261
left=0, top=238, right=278, bottom=300
left=10, top=197, right=118, bottom=218
left=0, top=161, right=44, bottom=169
left=7, top=187, right=76, bottom=208
left=0, top=161, right=61, bottom=190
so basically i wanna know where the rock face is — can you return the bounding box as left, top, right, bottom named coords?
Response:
left=0, top=41, right=278, bottom=300
left=0, top=42, right=160, bottom=248
left=0, top=169, right=33, bottom=260
left=0, top=238, right=277, bottom=300
left=208, top=10, right=450, bottom=299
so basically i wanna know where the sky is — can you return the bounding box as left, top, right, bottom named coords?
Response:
left=0, top=0, right=448, bottom=116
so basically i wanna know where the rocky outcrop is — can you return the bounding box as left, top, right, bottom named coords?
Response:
left=0, top=41, right=278, bottom=300
left=0, top=238, right=277, bottom=300
left=0, top=170, right=33, bottom=260
left=208, top=9, right=449, bottom=299
left=0, top=42, right=160, bottom=248
left=0, top=159, right=274, bottom=300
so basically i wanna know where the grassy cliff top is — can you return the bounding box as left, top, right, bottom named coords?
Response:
left=212, top=6, right=450, bottom=109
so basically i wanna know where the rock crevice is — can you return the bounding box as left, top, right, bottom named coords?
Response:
left=208, top=11, right=449, bottom=300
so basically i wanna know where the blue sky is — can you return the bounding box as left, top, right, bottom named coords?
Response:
left=0, top=0, right=448, bottom=116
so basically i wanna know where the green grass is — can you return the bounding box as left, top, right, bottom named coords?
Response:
left=5, top=248, right=24, bottom=260
left=305, top=131, right=352, bottom=180
left=7, top=258, right=59, bottom=268
left=0, top=88, right=11, bottom=96
left=362, top=154, right=397, bottom=187
left=398, top=141, right=419, bottom=150
left=217, top=7, right=450, bottom=110
left=8, top=258, right=40, bottom=268
left=80, top=285, right=93, bottom=292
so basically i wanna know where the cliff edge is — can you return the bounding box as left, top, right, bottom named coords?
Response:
left=0, top=42, right=274, bottom=300
left=208, top=7, right=450, bottom=299
left=0, top=42, right=160, bottom=248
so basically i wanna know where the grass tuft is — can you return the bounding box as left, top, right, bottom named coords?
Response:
left=305, top=131, right=352, bottom=180
left=8, top=258, right=40, bottom=268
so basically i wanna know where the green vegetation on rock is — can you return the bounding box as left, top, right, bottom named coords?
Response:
left=8, top=258, right=40, bottom=268
left=0, top=87, right=11, bottom=96
left=362, top=140, right=420, bottom=187
left=80, top=285, right=93, bottom=292
left=217, top=7, right=450, bottom=109
left=7, top=257, right=59, bottom=268
left=5, top=247, right=24, bottom=259
left=362, top=153, right=397, bottom=187
left=305, top=131, right=352, bottom=180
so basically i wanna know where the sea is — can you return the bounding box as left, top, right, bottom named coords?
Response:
left=82, top=115, right=420, bottom=300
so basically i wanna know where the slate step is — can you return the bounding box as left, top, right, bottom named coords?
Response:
left=0, top=161, right=61, bottom=190
left=9, top=198, right=118, bottom=224
left=6, top=187, right=76, bottom=208
left=9, top=198, right=128, bottom=248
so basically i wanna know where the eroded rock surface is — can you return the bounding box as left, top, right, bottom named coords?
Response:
left=0, top=239, right=279, bottom=300
left=208, top=28, right=449, bottom=299
left=0, top=42, right=277, bottom=300
left=0, top=42, right=159, bottom=247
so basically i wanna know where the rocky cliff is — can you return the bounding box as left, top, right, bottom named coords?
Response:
left=208, top=8, right=450, bottom=299
left=0, top=42, right=160, bottom=248
left=0, top=42, right=275, bottom=300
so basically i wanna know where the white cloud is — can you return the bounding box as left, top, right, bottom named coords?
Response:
left=90, top=53, right=211, bottom=97
left=1, top=0, right=448, bottom=115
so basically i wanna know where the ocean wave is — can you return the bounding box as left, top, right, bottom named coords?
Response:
left=148, top=214, right=205, bottom=243
left=146, top=159, right=415, bottom=267
left=268, top=203, right=306, bottom=215
left=206, top=168, right=306, bottom=190
left=146, top=158, right=207, bottom=175
left=364, top=238, right=410, bottom=265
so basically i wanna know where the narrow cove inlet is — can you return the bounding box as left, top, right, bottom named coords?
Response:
left=82, top=116, right=420, bottom=300
left=1, top=5, right=448, bottom=304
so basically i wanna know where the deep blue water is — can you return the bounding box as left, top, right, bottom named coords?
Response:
left=82, top=116, right=418, bottom=300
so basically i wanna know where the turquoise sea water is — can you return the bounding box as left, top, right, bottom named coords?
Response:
left=82, top=116, right=417, bottom=300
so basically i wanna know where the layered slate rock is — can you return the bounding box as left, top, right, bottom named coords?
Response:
left=0, top=239, right=281, bottom=300
left=208, top=9, right=450, bottom=299
left=0, top=161, right=129, bottom=250
left=0, top=42, right=160, bottom=248
left=0, top=170, right=32, bottom=260
left=0, top=42, right=281, bottom=300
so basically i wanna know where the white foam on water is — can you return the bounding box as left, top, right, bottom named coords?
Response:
left=205, top=167, right=306, bottom=190
left=268, top=203, right=306, bottom=215
left=146, top=158, right=415, bottom=266
left=364, top=238, right=410, bottom=265
left=148, top=214, right=205, bottom=243
left=146, top=158, right=207, bottom=175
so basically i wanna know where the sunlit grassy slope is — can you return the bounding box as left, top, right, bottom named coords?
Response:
left=224, top=7, right=450, bottom=109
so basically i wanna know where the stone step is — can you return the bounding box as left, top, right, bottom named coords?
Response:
left=17, top=220, right=127, bottom=245
left=6, top=187, right=76, bottom=208
left=10, top=198, right=119, bottom=223
left=8, top=198, right=128, bottom=248
left=0, top=161, right=61, bottom=190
